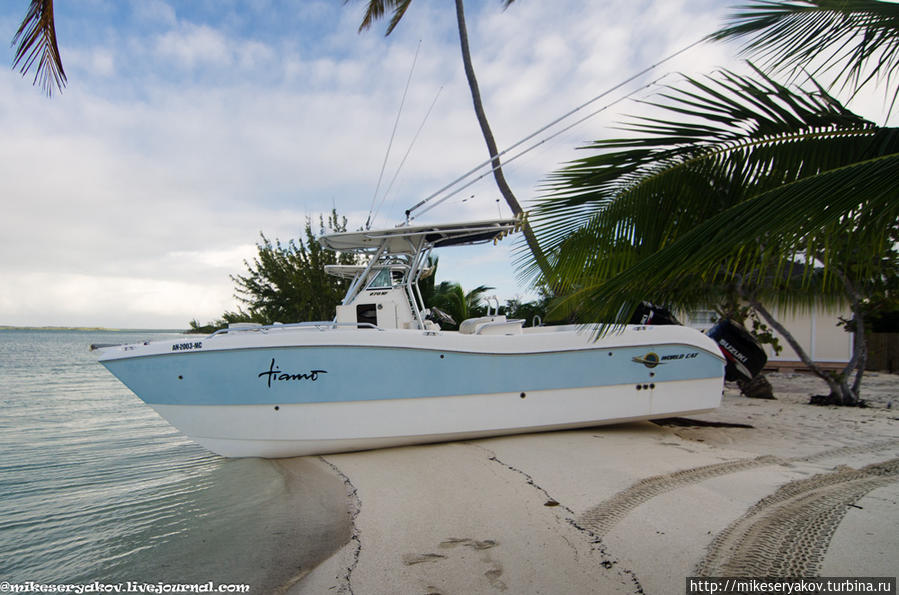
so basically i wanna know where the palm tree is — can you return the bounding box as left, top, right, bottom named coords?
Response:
left=11, top=0, right=66, bottom=96
left=427, top=280, right=494, bottom=327
left=351, top=0, right=550, bottom=273
left=525, top=1, right=899, bottom=405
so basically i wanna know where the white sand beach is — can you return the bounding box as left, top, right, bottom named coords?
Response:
left=285, top=372, right=899, bottom=594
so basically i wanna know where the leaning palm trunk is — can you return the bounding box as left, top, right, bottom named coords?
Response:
left=453, top=0, right=550, bottom=274
left=836, top=269, right=867, bottom=403
left=751, top=300, right=861, bottom=406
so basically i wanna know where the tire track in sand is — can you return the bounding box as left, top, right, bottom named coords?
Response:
left=695, top=458, right=899, bottom=577
left=577, top=439, right=899, bottom=538
left=578, top=455, right=783, bottom=537
left=794, top=438, right=899, bottom=463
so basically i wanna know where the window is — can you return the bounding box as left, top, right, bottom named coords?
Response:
left=366, top=268, right=392, bottom=289
left=366, top=267, right=404, bottom=290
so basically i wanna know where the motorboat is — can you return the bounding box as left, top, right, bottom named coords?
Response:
left=92, top=218, right=732, bottom=458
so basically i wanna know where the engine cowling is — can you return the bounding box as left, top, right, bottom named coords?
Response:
left=629, top=302, right=681, bottom=326
left=707, top=319, right=768, bottom=382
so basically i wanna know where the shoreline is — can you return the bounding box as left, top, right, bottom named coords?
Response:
left=288, top=372, right=899, bottom=593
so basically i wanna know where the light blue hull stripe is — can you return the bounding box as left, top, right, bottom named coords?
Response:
left=103, top=345, right=723, bottom=406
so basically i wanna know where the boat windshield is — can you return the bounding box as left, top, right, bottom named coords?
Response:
left=366, top=268, right=404, bottom=290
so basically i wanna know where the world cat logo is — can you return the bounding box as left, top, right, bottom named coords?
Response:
left=632, top=352, right=661, bottom=368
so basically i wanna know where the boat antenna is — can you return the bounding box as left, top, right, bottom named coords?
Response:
left=370, top=83, right=444, bottom=229
left=404, top=36, right=705, bottom=222
left=366, top=40, right=422, bottom=231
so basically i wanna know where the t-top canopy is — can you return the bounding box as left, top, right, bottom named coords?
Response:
left=319, top=218, right=520, bottom=253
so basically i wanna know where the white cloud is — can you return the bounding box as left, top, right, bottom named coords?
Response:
left=132, top=0, right=177, bottom=26
left=64, top=47, right=117, bottom=78
left=1, top=272, right=236, bottom=329
left=154, top=24, right=233, bottom=70
left=167, top=245, right=258, bottom=270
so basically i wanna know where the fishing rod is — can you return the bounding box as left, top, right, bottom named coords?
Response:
left=410, top=70, right=678, bottom=221
left=403, top=36, right=706, bottom=222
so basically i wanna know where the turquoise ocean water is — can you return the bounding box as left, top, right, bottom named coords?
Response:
left=0, top=329, right=348, bottom=591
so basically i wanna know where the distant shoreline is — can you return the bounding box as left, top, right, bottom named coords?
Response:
left=0, top=326, right=184, bottom=332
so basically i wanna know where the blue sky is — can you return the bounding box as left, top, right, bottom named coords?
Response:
left=0, top=1, right=892, bottom=328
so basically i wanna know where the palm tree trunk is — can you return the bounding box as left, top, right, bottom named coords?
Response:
left=750, top=299, right=858, bottom=405
left=733, top=272, right=857, bottom=405
left=835, top=268, right=867, bottom=400
left=453, top=0, right=551, bottom=275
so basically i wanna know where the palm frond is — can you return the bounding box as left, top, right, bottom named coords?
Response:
left=534, top=124, right=890, bottom=280
left=385, top=0, right=412, bottom=36
left=521, top=66, right=899, bottom=328
left=524, top=66, right=877, bottom=273
left=352, top=0, right=412, bottom=36
left=353, top=0, right=513, bottom=36
left=555, top=153, right=899, bottom=329
left=12, top=0, right=66, bottom=96
left=711, top=1, right=899, bottom=107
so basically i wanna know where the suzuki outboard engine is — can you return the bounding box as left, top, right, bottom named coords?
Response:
left=707, top=319, right=767, bottom=382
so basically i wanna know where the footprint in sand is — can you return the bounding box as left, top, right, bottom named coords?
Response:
left=402, top=537, right=506, bottom=591
left=402, top=552, right=448, bottom=565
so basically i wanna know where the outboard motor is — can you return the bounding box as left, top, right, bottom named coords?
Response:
left=707, top=319, right=767, bottom=382
left=630, top=301, right=681, bottom=326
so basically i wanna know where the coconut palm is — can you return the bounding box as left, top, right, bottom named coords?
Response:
left=351, top=0, right=550, bottom=272
left=12, top=0, right=66, bottom=96
left=427, top=280, right=494, bottom=327
left=525, top=1, right=899, bottom=405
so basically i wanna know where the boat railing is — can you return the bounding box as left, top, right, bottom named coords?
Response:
left=485, top=295, right=501, bottom=317
left=206, top=321, right=384, bottom=338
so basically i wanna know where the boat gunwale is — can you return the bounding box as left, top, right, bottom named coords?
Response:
left=97, top=336, right=727, bottom=363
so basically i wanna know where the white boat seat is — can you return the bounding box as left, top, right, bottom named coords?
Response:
left=458, top=315, right=524, bottom=335
left=475, top=319, right=524, bottom=335
left=459, top=315, right=504, bottom=334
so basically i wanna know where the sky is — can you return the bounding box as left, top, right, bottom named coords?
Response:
left=0, top=0, right=893, bottom=329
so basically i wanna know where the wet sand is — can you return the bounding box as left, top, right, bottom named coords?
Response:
left=286, top=372, right=899, bottom=594
left=188, top=457, right=352, bottom=593
left=260, top=458, right=354, bottom=592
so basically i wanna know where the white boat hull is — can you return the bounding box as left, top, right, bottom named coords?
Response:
left=152, top=377, right=723, bottom=457
left=95, top=324, right=725, bottom=458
